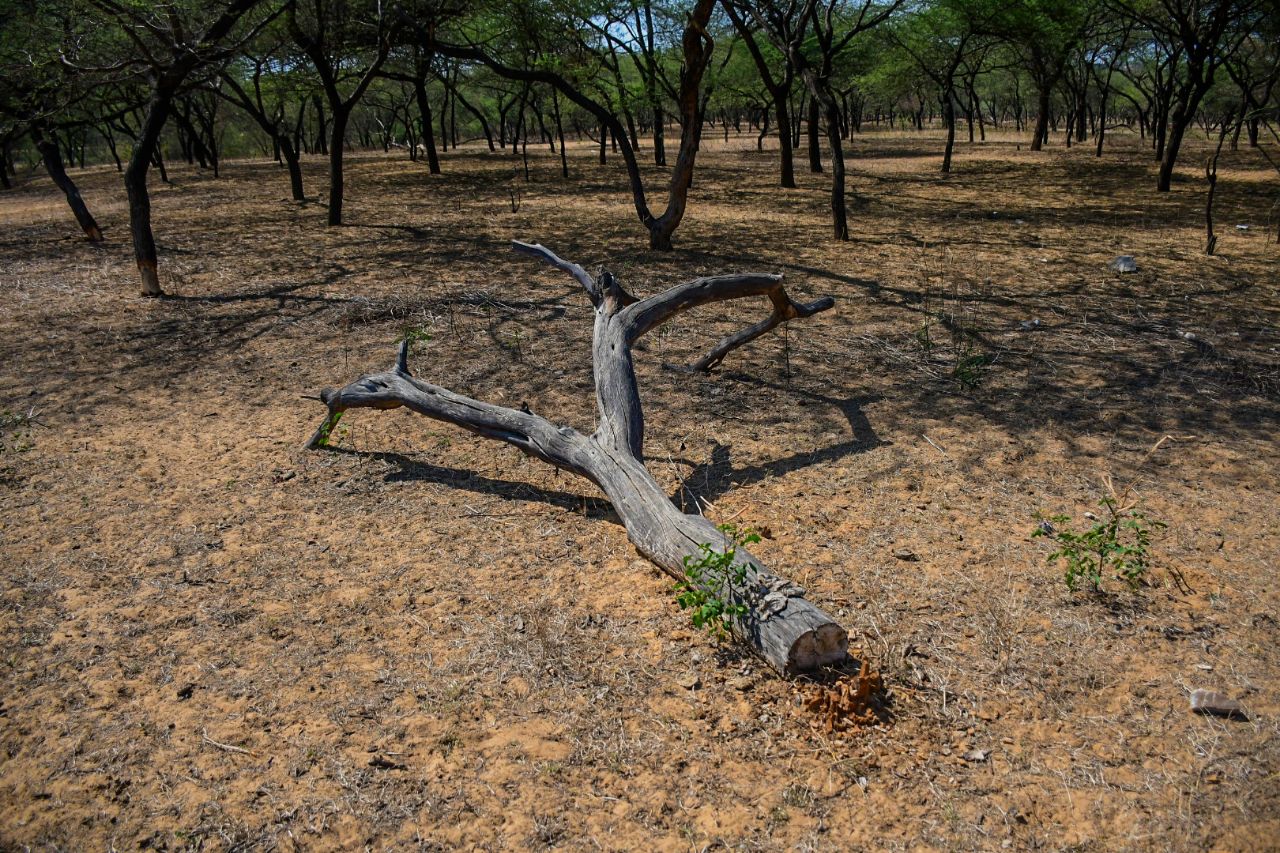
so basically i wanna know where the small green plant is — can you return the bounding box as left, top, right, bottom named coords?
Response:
left=915, top=318, right=936, bottom=358
left=1034, top=495, right=1164, bottom=592
left=0, top=408, right=38, bottom=454
left=1034, top=441, right=1171, bottom=594
left=951, top=348, right=992, bottom=390
left=400, top=326, right=431, bottom=346
left=673, top=524, right=759, bottom=638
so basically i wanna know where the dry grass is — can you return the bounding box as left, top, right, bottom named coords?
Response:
left=0, top=128, right=1277, bottom=851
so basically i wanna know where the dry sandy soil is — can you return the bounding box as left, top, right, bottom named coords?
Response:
left=0, top=128, right=1277, bottom=851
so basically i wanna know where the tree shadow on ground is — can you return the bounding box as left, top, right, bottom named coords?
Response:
left=672, top=382, right=886, bottom=507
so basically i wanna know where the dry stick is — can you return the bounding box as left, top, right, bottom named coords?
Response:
left=304, top=241, right=847, bottom=674
left=202, top=728, right=253, bottom=756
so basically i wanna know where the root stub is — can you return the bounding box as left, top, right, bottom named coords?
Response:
left=798, top=660, right=887, bottom=733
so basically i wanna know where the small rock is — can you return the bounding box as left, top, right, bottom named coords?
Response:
left=679, top=672, right=702, bottom=691
left=964, top=748, right=990, bottom=762
left=1180, top=331, right=1197, bottom=341
left=1108, top=255, right=1139, bottom=273
left=1019, top=319, right=1042, bottom=331
left=729, top=675, right=754, bottom=691
left=892, top=548, right=919, bottom=562
left=1190, top=688, right=1247, bottom=720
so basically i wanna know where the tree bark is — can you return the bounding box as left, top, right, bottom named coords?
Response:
left=32, top=124, right=103, bottom=242
left=125, top=92, right=173, bottom=296
left=1030, top=87, right=1050, bottom=151
left=414, top=74, right=441, bottom=174
left=941, top=90, right=956, bottom=174
left=326, top=107, right=349, bottom=225
left=305, top=242, right=847, bottom=675
left=807, top=96, right=823, bottom=173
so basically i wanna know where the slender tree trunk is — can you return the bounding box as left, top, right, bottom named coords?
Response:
left=1095, top=91, right=1108, bottom=157
left=327, top=107, right=349, bottom=225
left=807, top=96, right=823, bottom=173
left=32, top=125, right=103, bottom=241
left=1030, top=87, right=1050, bottom=151
left=774, top=96, right=796, bottom=188
left=1158, top=98, right=1190, bottom=192
left=126, top=93, right=173, bottom=296
left=452, top=87, right=495, bottom=151
left=281, top=136, right=305, bottom=201
left=414, top=76, right=441, bottom=174
left=652, top=106, right=666, bottom=166
left=824, top=99, right=847, bottom=240
left=552, top=88, right=569, bottom=179
left=941, top=91, right=956, bottom=174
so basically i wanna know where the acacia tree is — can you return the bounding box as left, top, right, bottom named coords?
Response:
left=425, top=0, right=718, bottom=250
left=83, top=0, right=273, bottom=296
left=723, top=1, right=801, bottom=187
left=288, top=0, right=398, bottom=225
left=0, top=0, right=107, bottom=240
left=885, top=0, right=994, bottom=173
left=218, top=25, right=310, bottom=200
left=995, top=0, right=1095, bottom=151
left=750, top=0, right=905, bottom=240
left=1112, top=0, right=1267, bottom=191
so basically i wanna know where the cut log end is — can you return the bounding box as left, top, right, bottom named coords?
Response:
left=787, top=622, right=850, bottom=674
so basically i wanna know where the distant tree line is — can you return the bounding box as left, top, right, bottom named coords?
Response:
left=1, top=0, right=1276, bottom=294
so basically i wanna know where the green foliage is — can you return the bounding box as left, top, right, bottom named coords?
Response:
left=951, top=346, right=992, bottom=390
left=0, top=408, right=37, bottom=454
left=913, top=312, right=991, bottom=390
left=400, top=326, right=431, bottom=345
left=673, top=523, right=760, bottom=638
left=1034, top=494, right=1165, bottom=593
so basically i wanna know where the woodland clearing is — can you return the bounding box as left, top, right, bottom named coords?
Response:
left=1, top=131, right=1278, bottom=851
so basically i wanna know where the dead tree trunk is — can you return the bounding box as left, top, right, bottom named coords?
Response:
left=304, top=242, right=847, bottom=675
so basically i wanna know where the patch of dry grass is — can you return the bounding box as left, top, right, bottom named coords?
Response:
left=0, top=128, right=1277, bottom=850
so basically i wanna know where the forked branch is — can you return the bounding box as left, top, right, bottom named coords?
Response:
left=304, top=242, right=847, bottom=674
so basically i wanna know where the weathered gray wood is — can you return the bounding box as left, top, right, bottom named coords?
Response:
left=305, top=242, right=848, bottom=674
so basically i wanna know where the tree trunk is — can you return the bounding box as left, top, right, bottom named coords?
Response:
left=553, top=89, right=569, bottom=179
left=304, top=242, right=848, bottom=675
left=775, top=95, right=796, bottom=188
left=941, top=91, right=956, bottom=174
left=653, top=105, right=666, bottom=166
left=327, top=107, right=349, bottom=225
left=126, top=93, right=173, bottom=296
left=281, top=136, right=306, bottom=201
left=452, top=87, right=495, bottom=151
left=824, top=99, right=847, bottom=240
left=32, top=125, right=103, bottom=242
left=414, top=75, right=441, bottom=174
left=1157, top=100, right=1189, bottom=193
left=1030, top=87, right=1050, bottom=151
left=807, top=96, right=823, bottom=173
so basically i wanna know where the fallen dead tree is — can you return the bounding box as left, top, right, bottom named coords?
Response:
left=304, top=242, right=847, bottom=674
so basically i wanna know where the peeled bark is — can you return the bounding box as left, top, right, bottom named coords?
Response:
left=304, top=242, right=847, bottom=675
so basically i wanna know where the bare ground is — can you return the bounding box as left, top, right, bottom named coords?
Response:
left=1, top=129, right=1278, bottom=851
